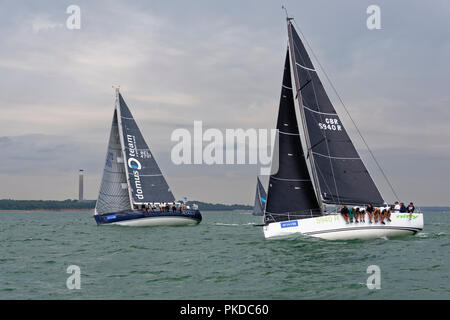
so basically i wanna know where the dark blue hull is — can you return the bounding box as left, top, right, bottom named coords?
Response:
left=94, top=209, right=202, bottom=226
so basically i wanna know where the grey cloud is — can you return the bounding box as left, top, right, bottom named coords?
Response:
left=0, top=1, right=449, bottom=205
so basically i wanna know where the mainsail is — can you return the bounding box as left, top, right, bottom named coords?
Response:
left=95, top=110, right=132, bottom=214
left=252, top=177, right=267, bottom=216
left=264, top=51, right=321, bottom=223
left=116, top=92, right=175, bottom=205
left=287, top=21, right=384, bottom=206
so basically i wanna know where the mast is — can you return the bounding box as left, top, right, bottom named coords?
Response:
left=287, top=19, right=325, bottom=212
left=115, top=87, right=135, bottom=209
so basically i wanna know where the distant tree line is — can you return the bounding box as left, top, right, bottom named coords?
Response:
left=0, top=199, right=252, bottom=211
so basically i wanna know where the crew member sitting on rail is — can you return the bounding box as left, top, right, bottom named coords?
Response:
left=380, top=207, right=391, bottom=224
left=399, top=202, right=407, bottom=213
left=366, top=204, right=375, bottom=223
left=407, top=202, right=415, bottom=220
left=359, top=207, right=366, bottom=223
left=341, top=205, right=350, bottom=224
left=349, top=207, right=357, bottom=223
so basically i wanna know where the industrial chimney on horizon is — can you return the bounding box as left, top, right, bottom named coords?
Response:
left=78, top=169, right=84, bottom=201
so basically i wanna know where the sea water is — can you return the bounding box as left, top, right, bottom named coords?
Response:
left=0, top=210, right=448, bottom=299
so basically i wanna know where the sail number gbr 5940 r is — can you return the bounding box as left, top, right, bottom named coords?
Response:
left=318, top=118, right=342, bottom=131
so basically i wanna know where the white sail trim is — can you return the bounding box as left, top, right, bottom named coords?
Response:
left=271, top=176, right=311, bottom=182
left=303, top=104, right=338, bottom=116
left=312, top=151, right=360, bottom=160
left=295, top=62, right=316, bottom=72
left=121, top=116, right=135, bottom=120
left=279, top=130, right=300, bottom=136
left=282, top=84, right=292, bottom=89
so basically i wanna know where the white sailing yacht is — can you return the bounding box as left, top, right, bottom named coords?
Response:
left=94, top=88, right=202, bottom=226
left=262, top=16, right=423, bottom=240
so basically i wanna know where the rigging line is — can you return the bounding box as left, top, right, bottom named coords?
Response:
left=308, top=137, right=326, bottom=152
left=292, top=19, right=400, bottom=202
left=296, top=79, right=312, bottom=99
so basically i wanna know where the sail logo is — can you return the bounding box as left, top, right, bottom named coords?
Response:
left=318, top=118, right=342, bottom=131
left=128, top=158, right=142, bottom=170
left=126, top=134, right=144, bottom=200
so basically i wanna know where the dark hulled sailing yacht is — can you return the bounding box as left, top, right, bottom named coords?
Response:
left=262, top=17, right=423, bottom=240
left=94, top=88, right=202, bottom=226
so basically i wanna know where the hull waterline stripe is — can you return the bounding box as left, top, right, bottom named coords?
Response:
left=301, top=226, right=422, bottom=236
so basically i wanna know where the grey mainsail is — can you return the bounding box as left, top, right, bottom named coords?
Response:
left=252, top=177, right=267, bottom=216
left=288, top=21, right=384, bottom=206
left=264, top=50, right=321, bottom=223
left=95, top=110, right=132, bottom=214
left=117, top=93, right=175, bottom=205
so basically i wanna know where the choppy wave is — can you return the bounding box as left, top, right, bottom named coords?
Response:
left=0, top=210, right=449, bottom=299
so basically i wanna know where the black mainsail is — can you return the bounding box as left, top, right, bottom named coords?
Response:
left=116, top=91, right=175, bottom=205
left=252, top=177, right=267, bottom=216
left=264, top=51, right=321, bottom=223
left=287, top=21, right=384, bottom=206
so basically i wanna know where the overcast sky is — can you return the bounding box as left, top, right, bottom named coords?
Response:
left=0, top=0, right=449, bottom=206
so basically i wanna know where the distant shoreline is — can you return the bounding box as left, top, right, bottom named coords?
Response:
left=0, top=199, right=253, bottom=211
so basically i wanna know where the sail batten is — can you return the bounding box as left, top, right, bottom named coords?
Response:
left=288, top=22, right=385, bottom=206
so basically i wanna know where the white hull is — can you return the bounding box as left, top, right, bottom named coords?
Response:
left=110, top=216, right=200, bottom=227
left=263, top=212, right=424, bottom=240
